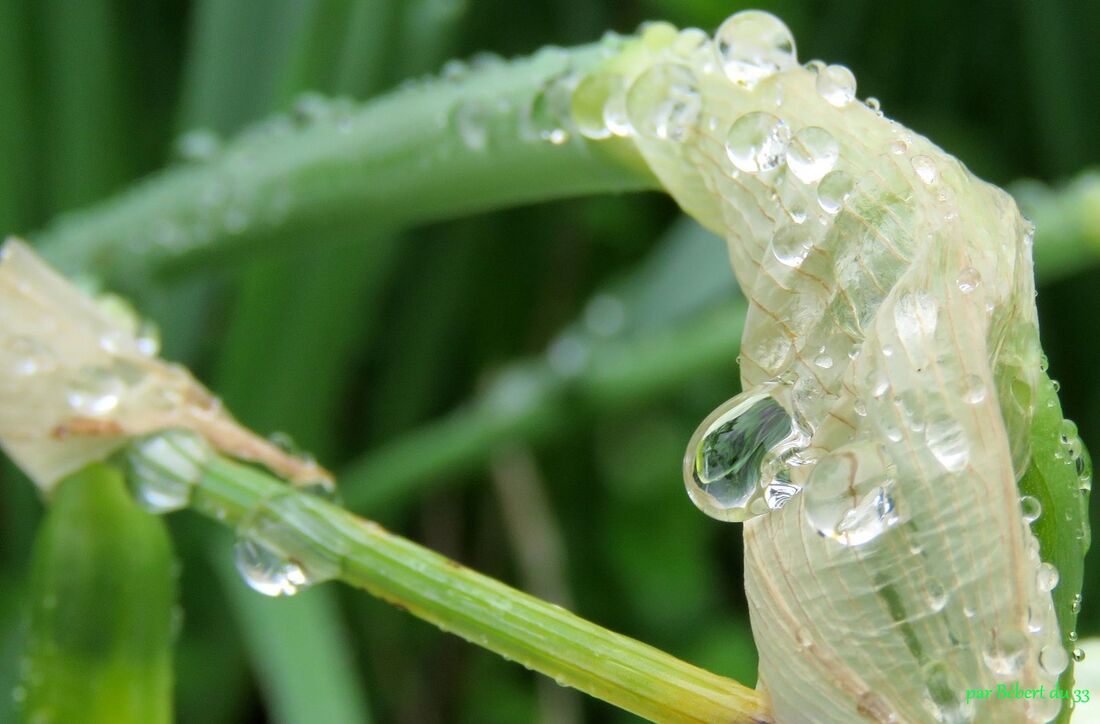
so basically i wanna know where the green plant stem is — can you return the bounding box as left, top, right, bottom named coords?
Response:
left=32, top=43, right=654, bottom=286
left=183, top=454, right=768, bottom=724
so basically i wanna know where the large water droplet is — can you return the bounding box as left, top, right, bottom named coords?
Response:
left=625, top=64, right=701, bottom=141
left=983, top=630, right=1029, bottom=676
left=804, top=442, right=899, bottom=546
left=126, top=431, right=211, bottom=514
left=66, top=367, right=125, bottom=416
left=963, top=374, right=986, bottom=404
left=684, top=387, right=800, bottom=522
left=787, top=126, right=839, bottom=183
left=817, top=170, right=854, bottom=213
left=713, top=10, right=796, bottom=88
left=816, top=64, right=856, bottom=107
left=725, top=111, right=791, bottom=173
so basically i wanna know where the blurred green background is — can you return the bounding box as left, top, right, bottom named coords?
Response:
left=2, top=1, right=1099, bottom=722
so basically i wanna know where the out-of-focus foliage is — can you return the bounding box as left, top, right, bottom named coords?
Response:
left=0, top=1, right=1098, bottom=722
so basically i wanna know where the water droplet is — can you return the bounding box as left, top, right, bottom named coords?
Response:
left=894, top=290, right=939, bottom=369
left=923, top=661, right=971, bottom=723
left=1071, top=593, right=1083, bottom=614
left=453, top=100, right=490, bottom=151
left=572, top=73, right=622, bottom=140
left=1037, top=562, right=1059, bottom=592
left=814, top=351, right=833, bottom=369
left=764, top=479, right=800, bottom=510
left=912, top=155, right=938, bottom=184
left=526, top=72, right=576, bottom=145
left=174, top=129, right=221, bottom=162
left=625, top=64, right=701, bottom=141
left=126, top=431, right=211, bottom=514
left=1039, top=644, right=1069, bottom=676
left=5, top=336, right=56, bottom=376
left=713, top=10, right=796, bottom=88
left=770, top=224, right=813, bottom=267
left=925, top=418, right=969, bottom=472
left=817, top=170, right=854, bottom=213
left=956, top=267, right=981, bottom=293
left=795, top=627, right=813, bottom=650
left=1020, top=495, right=1042, bottom=524
left=234, top=538, right=309, bottom=597
left=804, top=442, right=899, bottom=546
left=1073, top=647, right=1086, bottom=663
left=983, top=630, right=1029, bottom=676
left=66, top=367, right=125, bottom=416
left=816, top=64, right=857, bottom=107
left=684, top=387, right=800, bottom=522
left=725, top=111, right=790, bottom=173
left=927, top=580, right=948, bottom=612
left=787, top=126, right=839, bottom=183
left=865, top=97, right=882, bottom=115
left=963, top=375, right=986, bottom=404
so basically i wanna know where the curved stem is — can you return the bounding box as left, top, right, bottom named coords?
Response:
left=33, top=44, right=655, bottom=285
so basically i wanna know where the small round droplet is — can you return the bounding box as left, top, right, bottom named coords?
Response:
left=625, top=64, right=701, bottom=141
left=956, top=267, right=981, bottom=293
left=1039, top=644, right=1069, bottom=676
left=804, top=442, right=899, bottom=546
left=453, top=100, right=490, bottom=151
left=1073, top=647, right=1086, bottom=663
left=1071, top=593, right=1083, bottom=614
left=1037, top=562, right=1059, bottom=592
left=713, top=10, right=797, bottom=88
left=725, top=111, right=791, bottom=173
left=1020, top=495, right=1042, bottom=524
left=816, top=64, right=856, bottom=107
left=814, top=352, right=833, bottom=369
left=235, top=538, right=308, bottom=597
left=770, top=224, right=812, bottom=267
left=927, top=580, right=948, bottom=613
left=66, top=367, right=125, bottom=416
left=795, top=627, right=813, bottom=650
left=963, top=374, right=986, bottom=404
left=912, top=155, right=938, bottom=184
left=684, top=387, right=798, bottom=522
left=5, top=336, right=56, bottom=376
left=983, top=630, right=1029, bottom=676
left=787, top=126, right=839, bottom=183
left=865, top=97, right=882, bottom=115
left=817, top=170, right=854, bottom=214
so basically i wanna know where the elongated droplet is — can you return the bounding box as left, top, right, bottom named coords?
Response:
left=983, top=630, right=1029, bottom=676
left=713, top=10, right=796, bottom=88
left=683, top=388, right=797, bottom=522
left=804, top=441, right=899, bottom=546
left=726, top=111, right=790, bottom=173
left=66, top=367, right=125, bottom=416
left=234, top=538, right=309, bottom=597
left=787, top=126, right=839, bottom=183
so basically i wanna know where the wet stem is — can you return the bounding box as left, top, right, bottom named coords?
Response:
left=182, top=453, right=768, bottom=723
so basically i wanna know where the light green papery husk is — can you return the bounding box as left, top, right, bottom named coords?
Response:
left=600, top=19, right=1069, bottom=724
